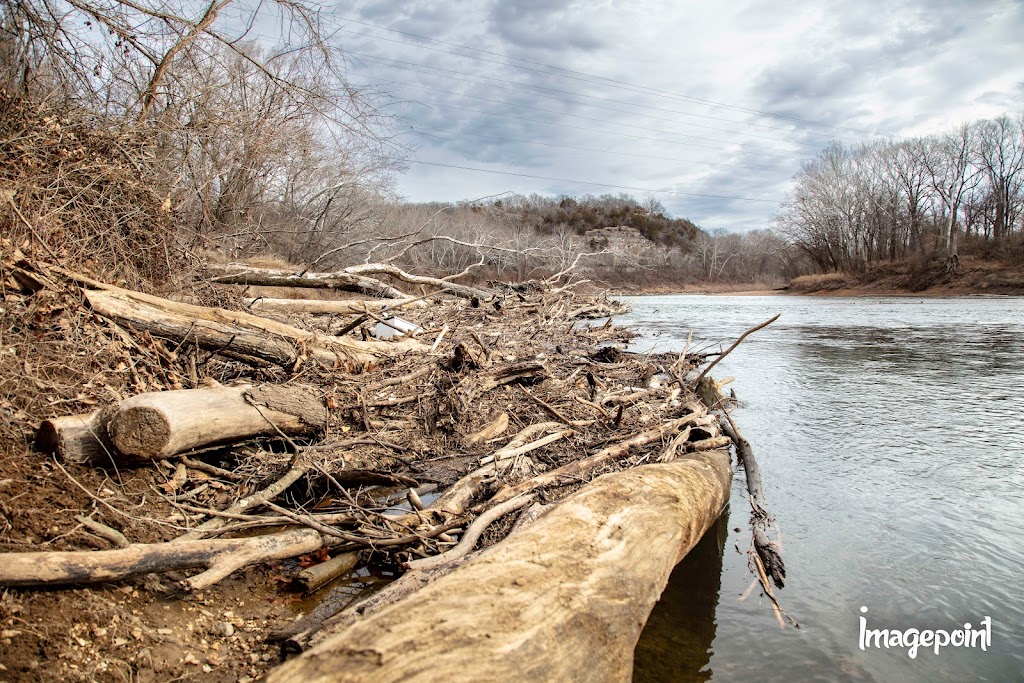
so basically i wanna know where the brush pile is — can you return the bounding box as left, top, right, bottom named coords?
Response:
left=0, top=248, right=741, bottom=679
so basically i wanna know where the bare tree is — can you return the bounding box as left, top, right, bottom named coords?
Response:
left=922, top=124, right=983, bottom=268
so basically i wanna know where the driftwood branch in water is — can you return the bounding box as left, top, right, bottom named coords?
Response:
left=693, top=313, right=780, bottom=385
left=267, top=452, right=732, bottom=683
left=718, top=410, right=787, bottom=590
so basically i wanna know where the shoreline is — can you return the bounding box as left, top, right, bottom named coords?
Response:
left=610, top=284, right=1024, bottom=299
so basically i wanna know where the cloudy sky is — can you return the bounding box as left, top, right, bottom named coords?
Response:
left=316, top=0, right=1022, bottom=231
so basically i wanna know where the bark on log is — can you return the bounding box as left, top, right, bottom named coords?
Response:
left=84, top=288, right=426, bottom=370
left=37, top=410, right=116, bottom=464
left=267, top=450, right=732, bottom=683
left=205, top=263, right=408, bottom=299
left=242, top=297, right=428, bottom=314
left=107, top=384, right=328, bottom=459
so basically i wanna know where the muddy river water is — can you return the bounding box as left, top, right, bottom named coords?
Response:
left=620, top=295, right=1024, bottom=682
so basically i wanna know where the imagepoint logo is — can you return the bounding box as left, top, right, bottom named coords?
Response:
left=858, top=606, right=992, bottom=659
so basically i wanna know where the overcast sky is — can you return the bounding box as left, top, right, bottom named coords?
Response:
left=317, top=0, right=1023, bottom=232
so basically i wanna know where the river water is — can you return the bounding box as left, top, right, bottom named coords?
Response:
left=621, top=295, right=1024, bottom=682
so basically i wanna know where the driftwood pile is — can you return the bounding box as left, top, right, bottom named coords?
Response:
left=1, top=256, right=786, bottom=680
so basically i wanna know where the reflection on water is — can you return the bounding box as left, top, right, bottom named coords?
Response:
left=624, top=295, right=1024, bottom=682
left=634, top=509, right=728, bottom=682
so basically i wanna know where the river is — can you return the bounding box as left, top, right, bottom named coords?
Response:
left=620, top=295, right=1024, bottom=682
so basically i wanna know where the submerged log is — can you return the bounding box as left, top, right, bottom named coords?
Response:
left=268, top=450, right=732, bottom=683
left=107, top=383, right=328, bottom=459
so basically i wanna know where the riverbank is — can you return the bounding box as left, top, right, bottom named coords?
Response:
left=611, top=255, right=1024, bottom=298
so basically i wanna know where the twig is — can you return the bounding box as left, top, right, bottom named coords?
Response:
left=693, top=314, right=779, bottom=385
left=74, top=515, right=130, bottom=548
left=519, top=386, right=571, bottom=424
left=406, top=494, right=535, bottom=571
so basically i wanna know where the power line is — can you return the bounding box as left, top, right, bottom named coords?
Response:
left=349, top=51, right=832, bottom=149
left=383, top=96, right=805, bottom=162
left=329, top=15, right=883, bottom=136
left=360, top=75, right=805, bottom=160
left=408, top=127, right=783, bottom=172
left=405, top=160, right=779, bottom=203
left=348, top=51, right=859, bottom=145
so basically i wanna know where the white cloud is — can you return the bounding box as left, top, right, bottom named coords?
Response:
left=325, top=0, right=1024, bottom=231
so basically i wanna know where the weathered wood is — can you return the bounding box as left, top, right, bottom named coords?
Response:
left=243, top=297, right=428, bottom=314
left=296, top=552, right=360, bottom=593
left=488, top=405, right=711, bottom=506
left=0, top=527, right=341, bottom=591
left=343, top=263, right=493, bottom=302
left=448, top=361, right=549, bottom=412
left=205, top=263, right=409, bottom=299
left=267, top=450, right=732, bottom=683
left=718, top=412, right=786, bottom=588
left=106, top=384, right=327, bottom=460
left=84, top=288, right=426, bottom=370
left=37, top=409, right=115, bottom=463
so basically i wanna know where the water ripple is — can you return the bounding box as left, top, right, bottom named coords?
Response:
left=630, top=295, right=1024, bottom=682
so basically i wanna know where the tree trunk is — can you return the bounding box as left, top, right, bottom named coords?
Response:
left=204, top=263, right=409, bottom=299
left=242, top=297, right=428, bottom=315
left=106, top=383, right=328, bottom=459
left=268, top=450, right=731, bottom=683
left=84, top=288, right=425, bottom=370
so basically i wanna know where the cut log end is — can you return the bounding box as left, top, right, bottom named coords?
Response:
left=108, top=406, right=172, bottom=460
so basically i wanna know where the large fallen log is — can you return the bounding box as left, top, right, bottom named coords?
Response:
left=267, top=450, right=732, bottom=683
left=205, top=263, right=409, bottom=299
left=84, top=288, right=426, bottom=370
left=107, top=383, right=328, bottom=459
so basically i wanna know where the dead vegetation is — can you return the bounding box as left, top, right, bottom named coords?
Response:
left=0, top=235, right=770, bottom=680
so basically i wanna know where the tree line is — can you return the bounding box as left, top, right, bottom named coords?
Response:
left=774, top=115, right=1024, bottom=273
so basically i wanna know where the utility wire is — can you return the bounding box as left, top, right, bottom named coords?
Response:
left=349, top=51, right=857, bottom=145
left=373, top=92, right=803, bottom=163
left=407, top=127, right=784, bottom=172
left=360, top=76, right=805, bottom=160
left=329, top=16, right=883, bottom=136
left=349, top=51, right=831, bottom=149
left=405, top=160, right=779, bottom=203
